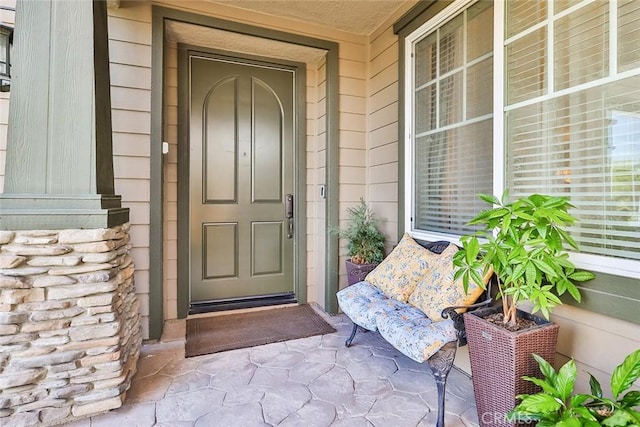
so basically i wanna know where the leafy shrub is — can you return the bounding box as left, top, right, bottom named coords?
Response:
left=508, top=349, right=640, bottom=426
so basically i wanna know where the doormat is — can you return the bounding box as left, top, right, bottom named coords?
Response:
left=185, top=304, right=336, bottom=358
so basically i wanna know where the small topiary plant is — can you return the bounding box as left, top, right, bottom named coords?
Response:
left=331, top=198, right=385, bottom=265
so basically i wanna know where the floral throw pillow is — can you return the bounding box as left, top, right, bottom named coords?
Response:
left=408, top=243, right=487, bottom=321
left=365, top=233, right=439, bottom=303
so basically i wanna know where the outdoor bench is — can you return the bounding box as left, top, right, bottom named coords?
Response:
left=336, top=235, right=493, bottom=427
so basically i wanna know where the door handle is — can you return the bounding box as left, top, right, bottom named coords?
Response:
left=285, top=194, right=294, bottom=218
left=285, top=194, right=294, bottom=239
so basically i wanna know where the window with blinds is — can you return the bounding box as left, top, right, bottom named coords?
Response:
left=410, top=1, right=493, bottom=236
left=505, top=0, right=640, bottom=262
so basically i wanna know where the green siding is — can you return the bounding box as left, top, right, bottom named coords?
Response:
left=566, top=273, right=640, bottom=325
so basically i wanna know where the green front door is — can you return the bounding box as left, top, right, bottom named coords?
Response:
left=188, top=53, right=295, bottom=307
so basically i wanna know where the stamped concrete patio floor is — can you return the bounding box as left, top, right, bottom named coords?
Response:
left=67, top=307, right=479, bottom=427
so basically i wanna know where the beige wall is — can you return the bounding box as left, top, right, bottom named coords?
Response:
left=366, top=7, right=406, bottom=251
left=552, top=305, right=639, bottom=394
left=333, top=2, right=417, bottom=288
left=107, top=5, right=153, bottom=339
left=306, top=58, right=328, bottom=306
left=163, top=40, right=178, bottom=320
left=335, top=41, right=367, bottom=287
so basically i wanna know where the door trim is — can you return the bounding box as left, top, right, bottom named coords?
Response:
left=151, top=6, right=340, bottom=339
left=178, top=47, right=306, bottom=316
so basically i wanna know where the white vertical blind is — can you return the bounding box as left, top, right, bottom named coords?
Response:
left=412, top=1, right=493, bottom=236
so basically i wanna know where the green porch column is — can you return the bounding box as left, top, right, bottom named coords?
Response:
left=0, top=0, right=128, bottom=229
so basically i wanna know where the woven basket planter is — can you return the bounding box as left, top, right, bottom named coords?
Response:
left=345, top=260, right=378, bottom=285
left=464, top=307, right=559, bottom=427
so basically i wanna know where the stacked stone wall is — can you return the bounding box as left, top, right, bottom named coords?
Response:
left=0, top=223, right=141, bottom=426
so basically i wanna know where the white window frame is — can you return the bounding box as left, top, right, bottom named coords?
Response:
left=403, top=0, right=486, bottom=247
left=404, top=0, right=640, bottom=279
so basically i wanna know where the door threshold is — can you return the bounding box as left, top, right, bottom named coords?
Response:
left=189, top=293, right=297, bottom=315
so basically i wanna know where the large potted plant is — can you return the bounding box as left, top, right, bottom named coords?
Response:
left=453, top=192, right=595, bottom=427
left=331, top=198, right=386, bottom=285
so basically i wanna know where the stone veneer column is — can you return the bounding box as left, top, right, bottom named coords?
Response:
left=0, top=224, right=141, bottom=426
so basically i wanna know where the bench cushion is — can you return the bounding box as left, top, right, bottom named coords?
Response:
left=337, top=280, right=457, bottom=363
left=364, top=233, right=441, bottom=303
left=336, top=281, right=405, bottom=331
left=376, top=307, right=457, bottom=363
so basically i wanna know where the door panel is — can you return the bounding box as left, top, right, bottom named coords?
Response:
left=189, top=55, right=295, bottom=303
left=203, top=77, right=237, bottom=203
left=252, top=79, right=283, bottom=202
left=252, top=222, right=283, bottom=275
left=203, top=222, right=237, bottom=279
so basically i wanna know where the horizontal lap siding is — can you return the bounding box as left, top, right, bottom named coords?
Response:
left=552, top=305, right=640, bottom=394
left=367, top=21, right=402, bottom=252
left=107, top=6, right=153, bottom=339
left=334, top=41, right=367, bottom=288
left=307, top=61, right=327, bottom=306
left=163, top=41, right=178, bottom=321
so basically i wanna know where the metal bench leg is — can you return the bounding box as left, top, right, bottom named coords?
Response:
left=345, top=322, right=359, bottom=347
left=427, top=341, right=457, bottom=427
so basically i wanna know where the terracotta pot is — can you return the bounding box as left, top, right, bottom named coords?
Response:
left=345, top=259, right=378, bottom=285
left=464, top=307, right=559, bottom=427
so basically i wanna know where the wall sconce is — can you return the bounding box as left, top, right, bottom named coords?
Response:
left=0, top=23, right=13, bottom=92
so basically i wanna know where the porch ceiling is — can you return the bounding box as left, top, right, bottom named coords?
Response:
left=165, top=20, right=327, bottom=63
left=208, top=0, right=411, bottom=35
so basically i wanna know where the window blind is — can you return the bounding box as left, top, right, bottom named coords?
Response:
left=618, top=0, right=640, bottom=72
left=505, top=0, right=546, bottom=39
left=412, top=1, right=493, bottom=236
left=554, top=1, right=608, bottom=91
left=506, top=28, right=546, bottom=106
left=505, top=1, right=640, bottom=262
left=415, top=121, right=493, bottom=234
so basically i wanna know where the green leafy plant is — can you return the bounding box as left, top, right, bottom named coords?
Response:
left=453, top=191, right=595, bottom=326
left=508, top=349, right=640, bottom=426
left=330, top=198, right=385, bottom=265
